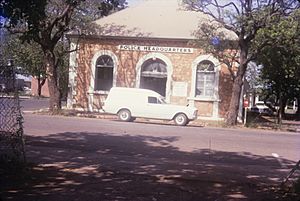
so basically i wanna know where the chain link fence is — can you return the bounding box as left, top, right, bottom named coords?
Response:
left=0, top=60, right=25, bottom=163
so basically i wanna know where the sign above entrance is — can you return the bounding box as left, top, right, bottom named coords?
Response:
left=118, top=45, right=194, bottom=54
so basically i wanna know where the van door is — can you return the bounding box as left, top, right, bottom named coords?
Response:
left=145, top=96, right=170, bottom=119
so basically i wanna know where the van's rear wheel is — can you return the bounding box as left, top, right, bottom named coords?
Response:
left=174, top=113, right=188, bottom=126
left=118, top=109, right=132, bottom=122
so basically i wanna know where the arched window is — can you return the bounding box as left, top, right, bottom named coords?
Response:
left=140, top=59, right=167, bottom=96
left=94, top=55, right=114, bottom=91
left=141, top=59, right=167, bottom=78
left=195, top=60, right=216, bottom=97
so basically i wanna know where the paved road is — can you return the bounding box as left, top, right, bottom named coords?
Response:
left=2, top=98, right=300, bottom=200
left=20, top=97, right=50, bottom=111
left=23, top=113, right=300, bottom=162
left=18, top=113, right=300, bottom=200
left=19, top=97, right=66, bottom=112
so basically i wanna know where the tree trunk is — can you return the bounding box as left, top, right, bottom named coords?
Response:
left=296, top=96, right=300, bottom=120
left=37, top=77, right=46, bottom=97
left=277, top=95, right=284, bottom=127
left=225, top=67, right=245, bottom=125
left=225, top=43, right=248, bottom=126
left=277, top=94, right=288, bottom=127
left=37, top=77, right=41, bottom=97
left=45, top=50, right=61, bottom=112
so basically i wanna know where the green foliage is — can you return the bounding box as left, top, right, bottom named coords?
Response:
left=1, top=0, right=126, bottom=110
left=184, top=0, right=299, bottom=125
left=2, top=35, right=46, bottom=79
left=0, top=0, right=127, bottom=41
left=255, top=10, right=300, bottom=102
left=186, top=0, right=300, bottom=64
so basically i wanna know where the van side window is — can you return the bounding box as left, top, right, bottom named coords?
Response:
left=148, top=96, right=158, bottom=104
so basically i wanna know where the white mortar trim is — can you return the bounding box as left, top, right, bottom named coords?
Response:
left=67, top=42, right=79, bottom=109
left=191, top=54, right=221, bottom=118
left=135, top=53, right=173, bottom=102
left=89, top=50, right=119, bottom=111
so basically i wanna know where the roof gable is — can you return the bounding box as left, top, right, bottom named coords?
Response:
left=93, top=0, right=236, bottom=40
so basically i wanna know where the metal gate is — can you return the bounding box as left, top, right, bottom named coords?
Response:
left=0, top=60, right=25, bottom=163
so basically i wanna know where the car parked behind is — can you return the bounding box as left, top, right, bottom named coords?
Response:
left=0, top=83, right=6, bottom=92
left=103, top=87, right=198, bottom=126
left=250, top=102, right=273, bottom=115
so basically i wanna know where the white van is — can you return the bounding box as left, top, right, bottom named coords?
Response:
left=103, top=87, right=198, bottom=126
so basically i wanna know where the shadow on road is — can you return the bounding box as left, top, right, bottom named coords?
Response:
left=111, top=119, right=205, bottom=128
left=1, top=132, right=298, bottom=201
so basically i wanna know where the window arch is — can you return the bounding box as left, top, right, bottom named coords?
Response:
left=141, top=59, right=167, bottom=78
left=190, top=55, right=220, bottom=118
left=136, top=53, right=173, bottom=102
left=195, top=60, right=216, bottom=97
left=94, top=55, right=114, bottom=91
left=140, top=58, right=167, bottom=96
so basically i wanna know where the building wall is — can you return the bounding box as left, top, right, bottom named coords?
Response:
left=31, top=78, right=50, bottom=97
left=68, top=37, right=234, bottom=119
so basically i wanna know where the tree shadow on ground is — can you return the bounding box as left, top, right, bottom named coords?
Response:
left=111, top=118, right=205, bottom=128
left=245, top=112, right=300, bottom=132
left=0, top=132, right=298, bottom=201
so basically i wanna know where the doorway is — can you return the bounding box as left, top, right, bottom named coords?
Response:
left=140, top=58, right=167, bottom=97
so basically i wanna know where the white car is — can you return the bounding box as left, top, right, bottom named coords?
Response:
left=0, top=83, right=6, bottom=92
left=103, top=87, right=198, bottom=126
left=251, top=102, right=273, bottom=115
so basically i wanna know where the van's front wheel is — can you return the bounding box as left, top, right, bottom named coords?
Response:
left=118, top=109, right=132, bottom=122
left=174, top=113, right=188, bottom=126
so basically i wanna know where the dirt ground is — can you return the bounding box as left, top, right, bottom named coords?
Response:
left=242, top=112, right=300, bottom=133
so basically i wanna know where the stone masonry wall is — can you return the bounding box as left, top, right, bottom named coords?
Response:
left=72, top=37, right=233, bottom=118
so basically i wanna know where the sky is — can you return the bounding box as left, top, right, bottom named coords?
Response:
left=127, top=0, right=144, bottom=6
left=0, top=16, right=4, bottom=25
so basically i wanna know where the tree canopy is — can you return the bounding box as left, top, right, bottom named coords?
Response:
left=2, top=35, right=44, bottom=75
left=254, top=9, right=300, bottom=121
left=184, top=0, right=300, bottom=125
left=0, top=0, right=127, bottom=111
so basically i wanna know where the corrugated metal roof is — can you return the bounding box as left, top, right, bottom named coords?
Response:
left=93, top=0, right=237, bottom=40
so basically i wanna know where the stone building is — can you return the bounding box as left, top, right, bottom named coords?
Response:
left=67, top=0, right=238, bottom=120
